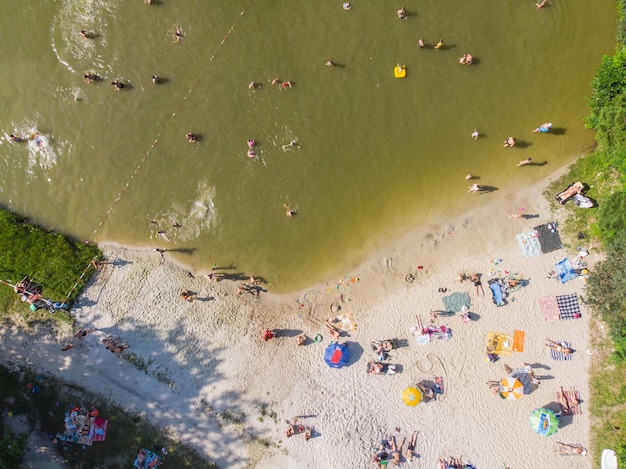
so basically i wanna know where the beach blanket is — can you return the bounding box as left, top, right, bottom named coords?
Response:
left=488, top=280, right=505, bottom=307
left=510, top=368, right=532, bottom=394
left=512, top=330, right=525, bottom=352
left=335, top=313, right=357, bottom=331
left=550, top=341, right=573, bottom=361
left=516, top=230, right=542, bottom=258
left=134, top=449, right=162, bottom=468
left=89, top=418, right=108, bottom=442
left=538, top=295, right=560, bottom=322
left=535, top=223, right=563, bottom=254
left=556, top=258, right=578, bottom=284
left=557, top=294, right=581, bottom=320
left=442, top=292, right=470, bottom=313
left=557, top=387, right=582, bottom=415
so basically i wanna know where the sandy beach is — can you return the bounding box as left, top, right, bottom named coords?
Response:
left=0, top=164, right=597, bottom=468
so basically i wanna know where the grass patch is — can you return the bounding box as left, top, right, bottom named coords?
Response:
left=0, top=208, right=101, bottom=322
left=0, top=364, right=217, bottom=468
left=589, top=316, right=626, bottom=463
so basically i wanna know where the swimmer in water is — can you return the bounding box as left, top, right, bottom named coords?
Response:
left=9, top=134, right=23, bottom=143
left=111, top=79, right=125, bottom=90
left=83, top=73, right=97, bottom=83
left=173, top=23, right=183, bottom=43
left=247, top=139, right=256, bottom=147
left=247, top=148, right=256, bottom=158
left=284, top=204, right=296, bottom=217
left=282, top=140, right=300, bottom=151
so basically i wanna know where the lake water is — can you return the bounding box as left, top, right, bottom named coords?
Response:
left=0, top=0, right=617, bottom=292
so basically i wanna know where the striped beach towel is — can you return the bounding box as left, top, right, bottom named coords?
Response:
left=550, top=341, right=573, bottom=361
left=557, top=294, right=581, bottom=320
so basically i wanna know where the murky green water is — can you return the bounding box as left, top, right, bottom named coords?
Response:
left=0, top=0, right=617, bottom=291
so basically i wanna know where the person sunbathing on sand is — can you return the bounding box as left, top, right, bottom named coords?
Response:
left=555, top=442, right=587, bottom=456
left=367, top=361, right=385, bottom=374
left=109, top=343, right=128, bottom=354
left=417, top=382, right=434, bottom=400
left=325, top=319, right=342, bottom=339
left=470, top=273, right=485, bottom=296
left=304, top=425, right=312, bottom=441
left=389, top=436, right=404, bottom=466
left=405, top=431, right=418, bottom=461
left=557, top=386, right=579, bottom=414
left=545, top=339, right=572, bottom=356
left=296, top=333, right=306, bottom=346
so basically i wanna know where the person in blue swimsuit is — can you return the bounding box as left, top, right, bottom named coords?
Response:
left=534, top=122, right=553, bottom=133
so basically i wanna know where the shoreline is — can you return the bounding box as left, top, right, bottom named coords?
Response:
left=0, top=161, right=596, bottom=468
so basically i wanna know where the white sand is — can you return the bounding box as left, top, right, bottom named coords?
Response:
left=0, top=166, right=596, bottom=468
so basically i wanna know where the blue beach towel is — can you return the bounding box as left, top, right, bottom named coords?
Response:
left=489, top=279, right=505, bottom=306
left=556, top=258, right=577, bottom=284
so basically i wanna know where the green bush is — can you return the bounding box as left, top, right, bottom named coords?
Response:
left=586, top=47, right=626, bottom=134
left=597, top=191, right=626, bottom=242
left=0, top=427, right=28, bottom=469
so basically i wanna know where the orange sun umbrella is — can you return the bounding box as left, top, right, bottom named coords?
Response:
left=500, top=377, right=524, bottom=400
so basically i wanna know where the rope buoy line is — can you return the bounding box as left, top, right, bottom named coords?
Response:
left=63, top=2, right=253, bottom=302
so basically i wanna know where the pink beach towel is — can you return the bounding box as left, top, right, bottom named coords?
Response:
left=538, top=295, right=560, bottom=322
left=89, top=419, right=108, bottom=442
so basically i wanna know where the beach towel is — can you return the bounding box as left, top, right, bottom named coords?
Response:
left=135, top=449, right=162, bottom=468
left=550, top=341, right=573, bottom=361
left=556, top=258, right=578, bottom=284
left=538, top=295, right=560, bottom=322
left=557, top=294, right=581, bottom=320
left=516, top=230, right=542, bottom=258
left=89, top=418, right=108, bottom=442
left=535, top=223, right=563, bottom=254
left=488, top=279, right=505, bottom=307
left=510, top=368, right=532, bottom=394
left=442, top=292, right=471, bottom=313
left=512, top=330, right=525, bottom=352
left=335, top=313, right=357, bottom=331
left=557, top=387, right=582, bottom=415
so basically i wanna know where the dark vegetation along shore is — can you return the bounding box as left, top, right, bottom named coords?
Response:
left=3, top=1, right=626, bottom=466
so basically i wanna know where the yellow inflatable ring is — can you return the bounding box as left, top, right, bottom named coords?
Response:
left=394, top=65, right=406, bottom=78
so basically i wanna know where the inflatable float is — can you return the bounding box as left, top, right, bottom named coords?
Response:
left=394, top=64, right=406, bottom=78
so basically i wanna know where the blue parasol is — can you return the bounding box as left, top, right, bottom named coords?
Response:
left=324, top=342, right=350, bottom=368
